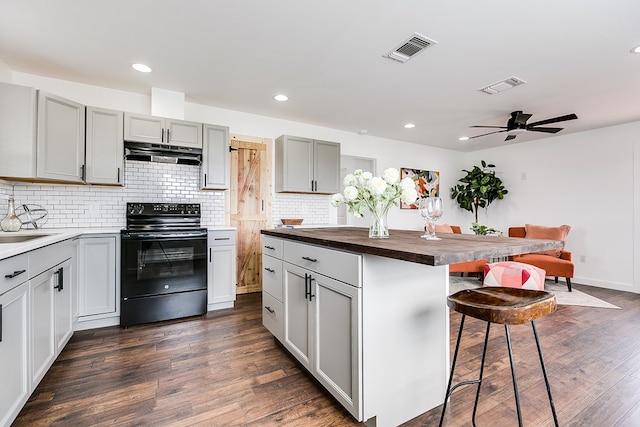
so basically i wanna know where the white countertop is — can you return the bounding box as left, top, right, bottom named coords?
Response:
left=0, top=226, right=236, bottom=260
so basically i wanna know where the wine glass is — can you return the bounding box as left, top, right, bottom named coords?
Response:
left=418, top=198, right=432, bottom=238
left=421, top=197, right=444, bottom=240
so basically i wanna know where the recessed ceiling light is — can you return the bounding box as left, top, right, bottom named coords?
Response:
left=274, top=94, right=288, bottom=102
left=631, top=45, right=640, bottom=54
left=404, top=123, right=415, bottom=129
left=132, top=63, right=152, bottom=73
left=458, top=136, right=469, bottom=141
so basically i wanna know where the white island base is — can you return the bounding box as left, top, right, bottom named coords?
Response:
left=361, top=255, right=449, bottom=427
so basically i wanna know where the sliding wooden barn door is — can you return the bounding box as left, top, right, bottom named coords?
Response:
left=229, top=134, right=272, bottom=294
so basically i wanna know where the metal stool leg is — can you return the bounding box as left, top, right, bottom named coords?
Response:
left=439, top=316, right=491, bottom=427
left=532, top=321, right=559, bottom=427
left=439, top=315, right=466, bottom=427
left=471, top=322, right=491, bottom=426
left=504, top=324, right=523, bottom=427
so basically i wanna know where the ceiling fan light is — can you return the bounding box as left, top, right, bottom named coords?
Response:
left=507, top=128, right=527, bottom=135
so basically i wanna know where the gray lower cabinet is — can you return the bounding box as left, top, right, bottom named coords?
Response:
left=275, top=135, right=341, bottom=194
left=0, top=276, right=30, bottom=427
left=207, top=230, right=236, bottom=310
left=201, top=124, right=230, bottom=189
left=28, top=241, right=74, bottom=390
left=263, top=236, right=362, bottom=420
left=37, top=91, right=86, bottom=182
left=85, top=107, right=124, bottom=185
left=76, top=235, right=119, bottom=329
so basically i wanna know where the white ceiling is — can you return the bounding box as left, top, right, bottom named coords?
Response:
left=1, top=0, right=639, bottom=152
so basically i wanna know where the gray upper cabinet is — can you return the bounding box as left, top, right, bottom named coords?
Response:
left=124, top=112, right=203, bottom=149
left=201, top=124, right=230, bottom=189
left=37, top=92, right=86, bottom=183
left=275, top=135, right=340, bottom=194
left=85, top=107, right=124, bottom=185
left=0, top=82, right=38, bottom=179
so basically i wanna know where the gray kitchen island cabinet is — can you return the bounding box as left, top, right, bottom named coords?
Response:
left=263, top=236, right=363, bottom=420
left=275, top=135, right=340, bottom=194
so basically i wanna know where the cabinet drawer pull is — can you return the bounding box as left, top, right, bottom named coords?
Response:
left=0, top=303, right=3, bottom=342
left=264, top=267, right=275, bottom=273
left=4, top=269, right=26, bottom=279
left=264, top=245, right=275, bottom=250
left=53, top=267, right=64, bottom=292
left=264, top=306, right=275, bottom=314
left=214, top=237, right=230, bottom=240
left=302, top=256, right=318, bottom=262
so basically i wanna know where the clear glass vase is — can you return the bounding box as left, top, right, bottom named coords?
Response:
left=369, top=202, right=390, bottom=238
left=1, top=196, right=22, bottom=232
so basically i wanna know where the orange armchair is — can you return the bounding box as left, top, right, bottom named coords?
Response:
left=446, top=225, right=487, bottom=279
left=508, top=226, right=574, bottom=291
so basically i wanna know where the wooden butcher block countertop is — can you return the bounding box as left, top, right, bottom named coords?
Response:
left=261, top=227, right=562, bottom=266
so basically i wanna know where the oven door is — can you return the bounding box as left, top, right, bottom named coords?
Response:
left=121, top=230, right=207, bottom=298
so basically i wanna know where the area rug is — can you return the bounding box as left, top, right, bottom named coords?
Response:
left=449, top=276, right=620, bottom=309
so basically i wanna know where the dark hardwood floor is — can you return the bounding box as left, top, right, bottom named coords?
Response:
left=13, top=283, right=640, bottom=427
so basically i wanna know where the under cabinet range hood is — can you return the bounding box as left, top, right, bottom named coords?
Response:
left=124, top=141, right=202, bottom=165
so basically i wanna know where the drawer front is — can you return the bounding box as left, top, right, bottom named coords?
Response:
left=262, top=291, right=283, bottom=342
left=262, top=255, right=283, bottom=301
left=29, top=240, right=73, bottom=279
left=208, top=229, right=236, bottom=246
left=262, top=235, right=283, bottom=259
left=0, top=252, right=29, bottom=294
left=283, top=240, right=362, bottom=287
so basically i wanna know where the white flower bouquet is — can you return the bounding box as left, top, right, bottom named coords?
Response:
left=331, top=168, right=418, bottom=237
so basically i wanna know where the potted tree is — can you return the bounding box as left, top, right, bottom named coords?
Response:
left=450, top=160, right=508, bottom=235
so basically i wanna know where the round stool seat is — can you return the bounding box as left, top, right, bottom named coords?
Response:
left=448, top=287, right=557, bottom=325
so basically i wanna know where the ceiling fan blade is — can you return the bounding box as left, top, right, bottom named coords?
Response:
left=527, top=113, right=578, bottom=127
left=528, top=126, right=563, bottom=134
left=468, top=129, right=508, bottom=139
left=469, top=125, right=507, bottom=129
left=505, top=134, right=517, bottom=141
left=513, top=112, right=532, bottom=125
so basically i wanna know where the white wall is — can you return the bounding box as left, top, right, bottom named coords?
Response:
left=473, top=122, right=640, bottom=293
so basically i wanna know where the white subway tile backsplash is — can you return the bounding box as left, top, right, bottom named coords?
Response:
left=1, top=162, right=332, bottom=230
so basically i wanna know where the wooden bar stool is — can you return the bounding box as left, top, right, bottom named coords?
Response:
left=439, top=287, right=559, bottom=427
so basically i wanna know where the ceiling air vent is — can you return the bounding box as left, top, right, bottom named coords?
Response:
left=479, top=76, right=527, bottom=95
left=384, top=33, right=437, bottom=63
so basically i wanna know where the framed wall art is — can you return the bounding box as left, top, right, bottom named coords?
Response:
left=400, top=168, right=440, bottom=209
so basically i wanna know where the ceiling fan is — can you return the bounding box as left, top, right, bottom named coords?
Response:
left=468, top=111, right=578, bottom=141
